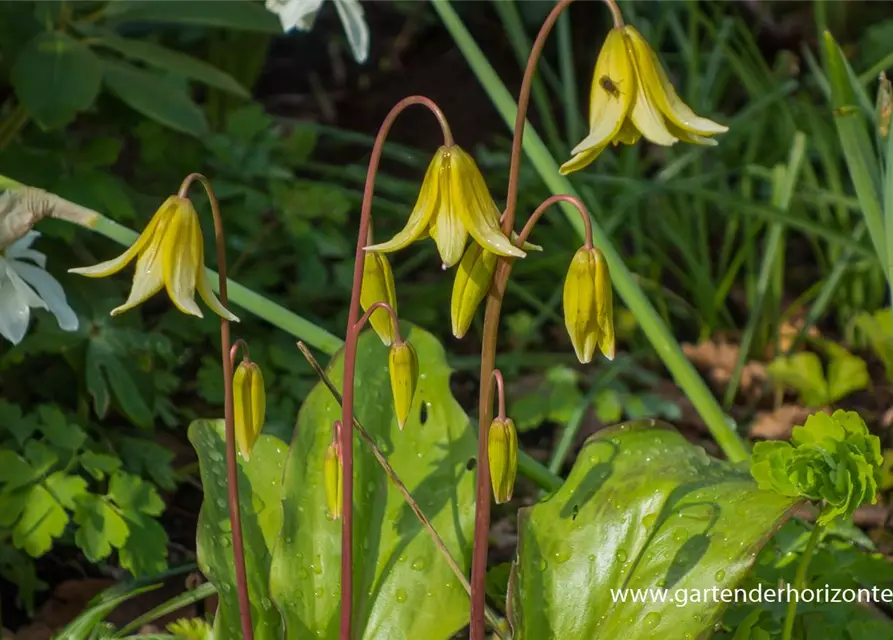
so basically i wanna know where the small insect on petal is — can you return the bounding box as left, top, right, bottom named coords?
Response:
left=233, top=360, right=266, bottom=460
left=388, top=340, right=419, bottom=430
left=488, top=417, right=518, bottom=504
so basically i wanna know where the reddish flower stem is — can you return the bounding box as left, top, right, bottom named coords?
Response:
left=340, top=96, right=452, bottom=640
left=470, top=2, right=576, bottom=638
left=230, top=338, right=250, bottom=366
left=517, top=194, right=594, bottom=249
left=355, top=301, right=402, bottom=342
left=490, top=369, right=506, bottom=420
left=178, top=173, right=253, bottom=640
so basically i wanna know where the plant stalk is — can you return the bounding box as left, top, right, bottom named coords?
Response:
left=178, top=173, right=253, bottom=640
left=782, top=521, right=824, bottom=640
left=340, top=95, right=452, bottom=640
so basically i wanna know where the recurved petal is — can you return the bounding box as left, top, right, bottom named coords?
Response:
left=625, top=26, right=729, bottom=136
left=69, top=198, right=170, bottom=277
left=569, top=28, right=634, bottom=157
left=365, top=149, right=444, bottom=254
left=195, top=248, right=239, bottom=323
left=450, top=147, right=525, bottom=260
left=624, top=34, right=676, bottom=146
left=163, top=201, right=203, bottom=318
left=667, top=121, right=720, bottom=146
left=559, top=144, right=608, bottom=176
left=111, top=228, right=165, bottom=316
left=13, top=262, right=78, bottom=332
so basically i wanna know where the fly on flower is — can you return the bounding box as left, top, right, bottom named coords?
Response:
left=365, top=145, right=525, bottom=269
left=70, top=196, right=237, bottom=321
left=561, top=26, right=729, bottom=175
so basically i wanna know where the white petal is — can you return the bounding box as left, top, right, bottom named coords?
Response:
left=333, top=0, right=369, bottom=63
left=266, top=0, right=324, bottom=31
left=6, top=231, right=40, bottom=255
left=0, top=279, right=31, bottom=344
left=13, top=262, right=79, bottom=332
left=5, top=263, right=46, bottom=310
left=11, top=249, right=47, bottom=269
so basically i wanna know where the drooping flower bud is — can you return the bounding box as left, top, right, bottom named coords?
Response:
left=233, top=360, right=266, bottom=460
left=360, top=251, right=398, bottom=346
left=324, top=423, right=343, bottom=521
left=562, top=246, right=614, bottom=364
left=488, top=417, right=518, bottom=504
left=877, top=72, right=892, bottom=140
left=388, top=340, right=419, bottom=429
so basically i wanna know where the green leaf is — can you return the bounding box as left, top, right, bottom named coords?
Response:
left=13, top=484, right=69, bottom=557
left=73, top=494, right=130, bottom=562
left=109, top=471, right=164, bottom=516
left=45, top=471, right=88, bottom=510
left=508, top=420, right=800, bottom=639
left=57, top=582, right=161, bottom=639
left=102, top=60, right=208, bottom=136
left=854, top=309, right=893, bottom=383
left=81, top=451, right=123, bottom=481
left=594, top=388, right=623, bottom=424
left=119, top=513, right=168, bottom=576
left=37, top=405, right=87, bottom=451
left=24, top=439, right=59, bottom=477
left=823, top=343, right=870, bottom=403
left=0, top=400, right=36, bottom=445
left=90, top=31, right=249, bottom=97
left=118, top=437, right=177, bottom=491
left=510, top=365, right=583, bottom=431
left=87, top=341, right=153, bottom=427
left=11, top=31, right=102, bottom=128
left=269, top=326, right=476, bottom=639
left=766, top=352, right=829, bottom=407
left=104, top=0, right=283, bottom=33
left=189, top=419, right=287, bottom=639
left=0, top=489, right=29, bottom=527
left=0, top=450, right=38, bottom=491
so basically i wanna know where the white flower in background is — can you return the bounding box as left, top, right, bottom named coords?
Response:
left=0, top=231, right=78, bottom=345
left=266, top=0, right=369, bottom=63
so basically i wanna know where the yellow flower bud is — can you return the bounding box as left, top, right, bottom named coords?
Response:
left=451, top=242, right=498, bottom=339
left=323, top=438, right=343, bottom=521
left=233, top=360, right=265, bottom=460
left=388, top=340, right=419, bottom=429
left=360, top=251, right=398, bottom=346
left=488, top=417, right=518, bottom=504
left=563, top=246, right=615, bottom=364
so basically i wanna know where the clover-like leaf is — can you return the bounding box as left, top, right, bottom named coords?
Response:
left=109, top=471, right=164, bottom=516
left=73, top=494, right=130, bottom=561
left=13, top=485, right=69, bottom=557
left=119, top=513, right=168, bottom=576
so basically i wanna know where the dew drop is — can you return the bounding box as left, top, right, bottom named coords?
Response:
left=642, top=512, right=657, bottom=528
left=644, top=612, right=660, bottom=629
left=553, top=544, right=571, bottom=564
left=714, top=569, right=726, bottom=581
left=614, top=549, right=628, bottom=563
left=221, top=583, right=232, bottom=593
left=261, top=597, right=272, bottom=610
left=588, top=554, right=596, bottom=562
left=395, top=588, right=408, bottom=603
left=538, top=558, right=547, bottom=571
left=398, top=554, right=407, bottom=563
left=411, top=558, right=425, bottom=571
left=314, top=587, right=325, bottom=598
left=298, top=567, right=309, bottom=579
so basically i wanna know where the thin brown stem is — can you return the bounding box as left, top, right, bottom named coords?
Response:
left=502, top=0, right=574, bottom=235
left=354, top=301, right=402, bottom=342
left=178, top=172, right=253, bottom=640
left=517, top=194, right=594, bottom=249
left=471, top=2, right=576, bottom=637
left=339, top=95, right=452, bottom=640
left=297, top=342, right=508, bottom=640
left=490, top=369, right=506, bottom=420
left=604, top=0, right=625, bottom=28
left=230, top=338, right=250, bottom=366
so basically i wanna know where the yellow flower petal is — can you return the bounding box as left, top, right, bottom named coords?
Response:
left=613, top=119, right=642, bottom=146
left=429, top=160, right=469, bottom=268
left=360, top=251, right=398, bottom=346
left=559, top=144, right=608, bottom=175
left=69, top=202, right=168, bottom=278
left=162, top=201, right=203, bottom=318
left=624, top=34, right=677, bottom=146
left=666, top=121, right=720, bottom=146
left=196, top=263, right=239, bottom=322
left=111, top=232, right=165, bottom=316
left=365, top=150, right=444, bottom=254
left=570, top=28, right=634, bottom=156
left=450, top=147, right=525, bottom=260
left=624, top=26, right=728, bottom=136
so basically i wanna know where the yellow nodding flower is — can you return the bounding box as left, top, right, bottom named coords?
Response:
left=563, top=247, right=614, bottom=364
left=233, top=360, right=265, bottom=460
left=365, top=145, right=526, bottom=269
left=360, top=251, right=398, bottom=346
left=561, top=26, right=729, bottom=175
left=388, top=340, right=419, bottom=430
left=324, top=435, right=342, bottom=521
left=488, top=417, right=518, bottom=505
left=451, top=234, right=541, bottom=339
left=69, top=196, right=238, bottom=321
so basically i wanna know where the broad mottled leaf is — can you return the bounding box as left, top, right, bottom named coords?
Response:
left=11, top=32, right=102, bottom=128
left=73, top=494, right=129, bottom=561
left=103, top=60, right=208, bottom=135
left=270, top=326, right=476, bottom=639
left=190, top=419, right=287, bottom=639
left=509, top=421, right=800, bottom=640
left=13, top=484, right=68, bottom=557
left=104, top=0, right=282, bottom=32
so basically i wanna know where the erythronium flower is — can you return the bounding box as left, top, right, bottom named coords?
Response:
left=69, top=196, right=238, bottom=321
left=0, top=231, right=78, bottom=344
left=560, top=25, right=729, bottom=175
left=265, top=0, right=369, bottom=63
left=366, top=145, right=526, bottom=269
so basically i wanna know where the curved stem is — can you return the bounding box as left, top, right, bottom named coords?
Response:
left=503, top=0, right=573, bottom=235
left=782, top=521, right=824, bottom=640
left=603, top=0, right=625, bottom=28
left=340, top=95, right=452, bottom=640
left=490, top=369, right=506, bottom=420
left=517, top=194, right=593, bottom=249
left=354, top=301, right=402, bottom=343
left=178, top=172, right=253, bottom=640
left=230, top=338, right=250, bottom=366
